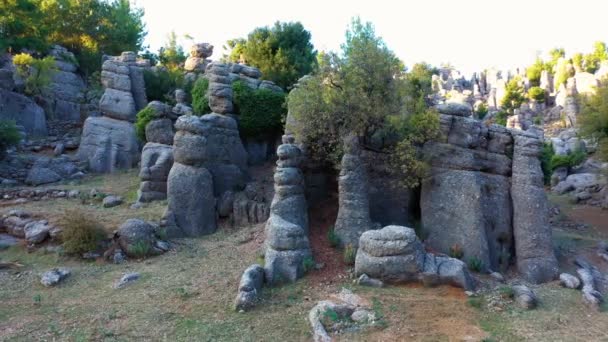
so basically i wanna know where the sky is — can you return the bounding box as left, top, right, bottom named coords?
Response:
left=136, top=0, right=608, bottom=76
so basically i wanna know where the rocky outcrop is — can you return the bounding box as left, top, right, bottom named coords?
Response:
left=137, top=143, right=173, bottom=202
left=44, top=45, right=85, bottom=122
left=334, top=135, right=372, bottom=247
left=184, top=43, right=213, bottom=73
left=78, top=51, right=148, bottom=173
left=264, top=135, right=311, bottom=285
left=163, top=114, right=246, bottom=237
left=206, top=62, right=234, bottom=114
left=511, top=130, right=558, bottom=283
left=354, top=225, right=475, bottom=290
left=0, top=89, right=47, bottom=137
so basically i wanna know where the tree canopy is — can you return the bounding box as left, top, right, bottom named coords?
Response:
left=578, top=79, right=608, bottom=161
left=1, top=0, right=146, bottom=75
left=225, top=21, right=317, bottom=89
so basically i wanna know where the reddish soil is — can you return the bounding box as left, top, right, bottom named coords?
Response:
left=566, top=205, right=608, bottom=239
left=306, top=194, right=349, bottom=284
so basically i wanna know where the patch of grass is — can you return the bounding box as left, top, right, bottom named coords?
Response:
left=131, top=240, right=151, bottom=258
left=327, top=227, right=340, bottom=248
left=59, top=209, right=106, bottom=255
left=467, top=296, right=484, bottom=309
left=33, top=294, right=42, bottom=306
left=498, top=286, right=514, bottom=299
left=302, top=256, right=315, bottom=273
left=343, top=244, right=357, bottom=265
left=322, top=307, right=340, bottom=322
left=467, top=256, right=484, bottom=273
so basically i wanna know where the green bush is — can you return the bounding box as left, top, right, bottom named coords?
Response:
left=0, top=120, right=21, bottom=159
left=494, top=111, right=508, bottom=126
left=134, top=107, right=155, bottom=142
left=467, top=256, right=484, bottom=272
left=475, top=103, right=488, bottom=120
left=12, top=53, right=57, bottom=96
left=191, top=78, right=211, bottom=115
left=578, top=79, right=608, bottom=161
left=527, top=86, right=546, bottom=102
left=327, top=228, right=340, bottom=248
left=498, top=286, right=514, bottom=299
left=60, top=209, right=106, bottom=255
left=302, top=256, right=315, bottom=273
left=540, top=142, right=554, bottom=185
left=232, top=80, right=286, bottom=137
left=550, top=149, right=586, bottom=171
left=343, top=244, right=357, bottom=265
left=143, top=68, right=185, bottom=104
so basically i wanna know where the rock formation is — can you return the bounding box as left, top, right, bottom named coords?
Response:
left=354, top=225, right=475, bottom=290
left=184, top=43, right=213, bottom=73
left=44, top=45, right=86, bottom=122
left=77, top=52, right=148, bottom=173
left=206, top=62, right=234, bottom=114
left=264, top=135, right=311, bottom=284
left=511, top=130, right=559, bottom=283
left=163, top=114, right=247, bottom=237
left=334, top=135, right=372, bottom=247
left=234, top=264, right=265, bottom=311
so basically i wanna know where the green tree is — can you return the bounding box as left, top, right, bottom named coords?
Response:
left=12, top=53, right=57, bottom=95
left=226, top=21, right=316, bottom=89
left=0, top=0, right=48, bottom=52
left=545, top=47, right=565, bottom=74
left=583, top=41, right=608, bottom=74
left=526, top=58, right=544, bottom=87
left=158, top=31, right=186, bottom=69
left=578, top=79, right=608, bottom=161
left=572, top=52, right=584, bottom=72
left=288, top=18, right=439, bottom=187
left=500, top=77, right=525, bottom=113
left=527, top=86, right=546, bottom=102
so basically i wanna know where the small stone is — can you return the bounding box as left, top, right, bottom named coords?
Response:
left=67, top=189, right=80, bottom=198
left=113, top=250, right=126, bottom=264
left=114, top=272, right=140, bottom=289
left=40, top=268, right=71, bottom=287
left=490, top=272, right=505, bottom=283
left=512, top=285, right=537, bottom=309
left=24, top=221, right=50, bottom=244
left=559, top=273, right=581, bottom=289
left=103, top=195, right=123, bottom=208
left=357, top=274, right=384, bottom=288
left=351, top=309, right=375, bottom=323
left=155, top=240, right=170, bottom=252
left=53, top=143, right=65, bottom=156
left=56, top=191, right=66, bottom=198
left=82, top=252, right=101, bottom=260
left=0, top=233, right=21, bottom=250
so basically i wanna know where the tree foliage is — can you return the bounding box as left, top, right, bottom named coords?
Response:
left=12, top=53, right=57, bottom=95
left=583, top=41, right=608, bottom=74
left=158, top=31, right=186, bottom=69
left=134, top=106, right=155, bottom=142
left=191, top=77, right=211, bottom=115
left=526, top=58, right=544, bottom=87
left=288, top=18, right=440, bottom=188
left=1, top=0, right=146, bottom=75
left=232, top=81, right=285, bottom=137
left=143, top=68, right=185, bottom=104
left=500, top=78, right=525, bottom=113
left=225, top=21, right=316, bottom=89
left=578, top=79, right=608, bottom=161
left=527, top=86, right=546, bottom=102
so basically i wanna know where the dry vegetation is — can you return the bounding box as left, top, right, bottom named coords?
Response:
left=1, top=172, right=608, bottom=341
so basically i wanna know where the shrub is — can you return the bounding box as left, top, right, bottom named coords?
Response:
left=475, top=103, right=488, bottom=120
left=343, top=244, right=357, bottom=265
left=0, top=120, right=21, bottom=159
left=578, top=79, right=608, bottom=161
left=500, top=78, right=525, bottom=113
left=134, top=107, right=155, bottom=142
left=527, top=86, right=546, bottom=102
left=467, top=256, right=484, bottom=272
left=449, top=244, right=464, bottom=259
left=143, top=68, right=185, bottom=104
left=191, top=78, right=211, bottom=115
left=12, top=53, right=57, bottom=96
left=540, top=142, right=554, bottom=185
left=59, top=209, right=106, bottom=255
left=232, top=80, right=286, bottom=137
left=550, top=149, right=586, bottom=171
left=302, top=256, right=315, bottom=273
left=131, top=240, right=150, bottom=258
left=498, top=286, right=514, bottom=299
left=327, top=228, right=340, bottom=248
left=494, top=111, right=508, bottom=126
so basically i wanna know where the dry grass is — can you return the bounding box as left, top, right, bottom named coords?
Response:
left=1, top=172, right=608, bottom=341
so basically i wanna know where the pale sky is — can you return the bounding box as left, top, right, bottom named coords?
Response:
left=136, top=0, right=608, bottom=75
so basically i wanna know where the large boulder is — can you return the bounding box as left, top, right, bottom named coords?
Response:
left=0, top=89, right=47, bottom=136
left=99, top=88, right=137, bottom=122
left=145, top=118, right=174, bottom=145
left=116, top=219, right=164, bottom=257
left=137, top=142, right=173, bottom=202
left=165, top=162, right=216, bottom=237
left=77, top=116, right=139, bottom=173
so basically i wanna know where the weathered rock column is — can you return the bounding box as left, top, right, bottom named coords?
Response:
left=264, top=135, right=311, bottom=284
left=511, top=130, right=558, bottom=283
left=334, top=135, right=372, bottom=247
left=77, top=52, right=148, bottom=173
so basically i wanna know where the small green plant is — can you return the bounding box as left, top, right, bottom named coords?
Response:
left=191, top=77, right=211, bottom=115
left=449, top=244, right=464, bottom=259
left=33, top=294, right=42, bottom=306
left=131, top=240, right=150, bottom=258
left=467, top=256, right=484, bottom=272
left=327, top=228, right=340, bottom=248
left=527, top=86, right=546, bottom=102
left=12, top=53, right=57, bottom=95
left=533, top=116, right=542, bottom=125
left=322, top=307, right=340, bottom=323
left=467, top=297, right=484, bottom=309
left=540, top=142, right=555, bottom=185
left=302, top=256, right=315, bottom=273
left=550, top=149, right=586, bottom=171
left=134, top=106, right=156, bottom=142
left=498, top=286, right=514, bottom=299
left=0, top=120, right=21, bottom=159
left=475, top=103, right=488, bottom=120
left=343, top=244, right=357, bottom=265
left=60, top=209, right=106, bottom=255
left=494, top=110, right=508, bottom=126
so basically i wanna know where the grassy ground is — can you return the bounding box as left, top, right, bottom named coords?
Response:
left=1, top=173, right=608, bottom=341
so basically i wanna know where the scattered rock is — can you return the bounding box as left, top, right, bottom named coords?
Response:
left=559, top=273, right=581, bottom=289
left=24, top=220, right=50, bottom=244
left=512, top=285, right=537, bottom=309
left=40, top=268, right=71, bottom=287
left=234, top=264, right=264, bottom=311
left=490, top=272, right=505, bottom=283
left=113, top=249, right=126, bottom=264
left=102, top=195, right=123, bottom=208
left=113, top=272, right=140, bottom=289
left=357, top=274, right=384, bottom=288
left=0, top=233, right=21, bottom=250
left=116, top=219, right=163, bottom=257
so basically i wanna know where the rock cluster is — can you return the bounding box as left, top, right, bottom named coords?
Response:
left=163, top=114, right=247, bottom=237
left=264, top=135, right=311, bottom=285
left=1, top=209, right=59, bottom=245
left=221, top=181, right=271, bottom=227
left=334, top=135, right=372, bottom=247
left=354, top=225, right=475, bottom=290
left=78, top=52, right=149, bottom=173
